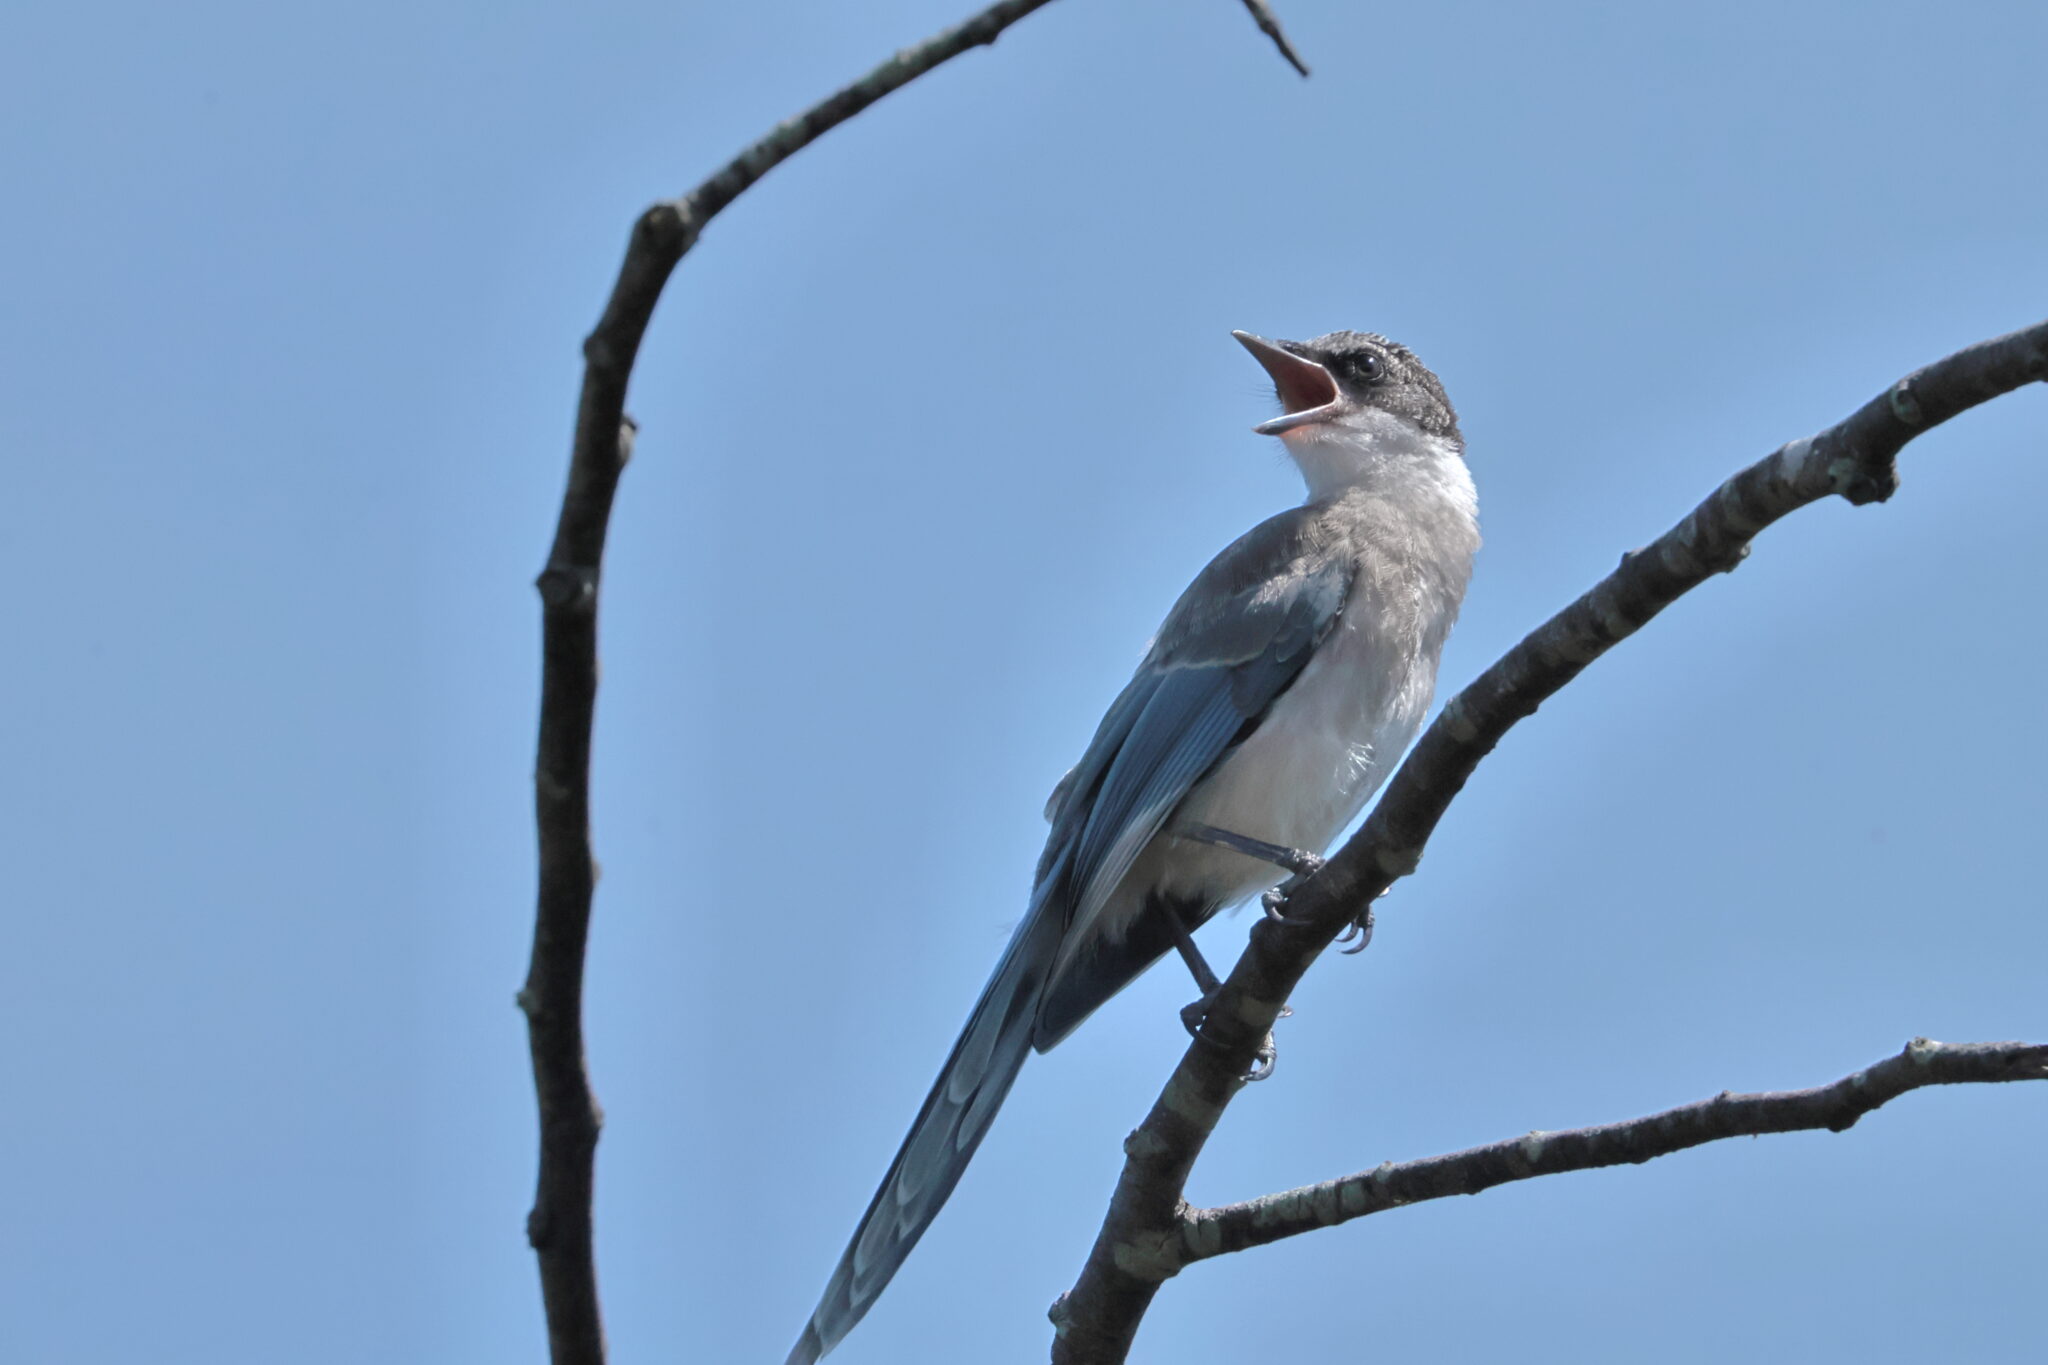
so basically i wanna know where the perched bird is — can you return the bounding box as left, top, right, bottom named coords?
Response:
left=787, top=329, right=1480, bottom=1364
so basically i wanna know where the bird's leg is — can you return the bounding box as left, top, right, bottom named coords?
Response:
left=1176, top=821, right=1325, bottom=924
left=1162, top=900, right=1222, bottom=1015
left=1176, top=821, right=1325, bottom=879
left=1159, top=898, right=1282, bottom=1083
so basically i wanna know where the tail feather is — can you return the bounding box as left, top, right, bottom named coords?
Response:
left=786, top=897, right=1064, bottom=1365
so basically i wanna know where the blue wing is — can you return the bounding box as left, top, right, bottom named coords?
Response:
left=1032, top=505, right=1354, bottom=1047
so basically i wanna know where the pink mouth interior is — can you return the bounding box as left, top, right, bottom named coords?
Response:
left=1261, top=349, right=1343, bottom=413
left=1272, top=360, right=1337, bottom=414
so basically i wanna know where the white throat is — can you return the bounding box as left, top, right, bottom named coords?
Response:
left=1279, top=408, right=1472, bottom=507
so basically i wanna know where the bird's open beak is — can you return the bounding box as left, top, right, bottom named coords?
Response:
left=1234, top=330, right=1341, bottom=436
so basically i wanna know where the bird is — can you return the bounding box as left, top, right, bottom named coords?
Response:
left=786, top=328, right=1480, bottom=1364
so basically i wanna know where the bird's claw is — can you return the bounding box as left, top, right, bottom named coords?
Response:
left=1260, top=858, right=1326, bottom=922
left=1338, top=904, right=1378, bottom=955
left=1182, top=989, right=1288, bottom=1082
left=1332, top=904, right=1377, bottom=954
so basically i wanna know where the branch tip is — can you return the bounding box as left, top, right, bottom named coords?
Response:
left=1174, top=1039, right=2047, bottom=1267
left=1239, top=0, right=1310, bottom=76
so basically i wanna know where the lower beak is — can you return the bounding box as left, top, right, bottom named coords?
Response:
left=1233, top=330, right=1342, bottom=435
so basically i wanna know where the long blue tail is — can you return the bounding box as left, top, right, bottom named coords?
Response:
left=785, top=890, right=1065, bottom=1364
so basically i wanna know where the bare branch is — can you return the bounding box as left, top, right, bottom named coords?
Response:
left=1239, top=0, right=1310, bottom=77
left=523, top=5, right=1061, bottom=1363
left=1182, top=1039, right=2048, bottom=1265
left=1051, top=321, right=2048, bottom=1363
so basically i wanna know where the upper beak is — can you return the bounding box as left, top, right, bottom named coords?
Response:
left=1233, top=330, right=1341, bottom=436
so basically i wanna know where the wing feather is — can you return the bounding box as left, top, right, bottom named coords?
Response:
left=1029, top=504, right=1356, bottom=1044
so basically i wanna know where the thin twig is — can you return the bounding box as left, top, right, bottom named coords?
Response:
left=521, top=4, right=1062, bottom=1363
left=1239, top=0, right=1310, bottom=76
left=1050, top=321, right=2048, bottom=1363
left=1180, top=1039, right=2048, bottom=1266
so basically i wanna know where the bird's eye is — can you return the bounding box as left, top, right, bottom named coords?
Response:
left=1352, top=353, right=1385, bottom=383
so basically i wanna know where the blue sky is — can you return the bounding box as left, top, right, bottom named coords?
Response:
left=5, top=1, right=2045, bottom=1361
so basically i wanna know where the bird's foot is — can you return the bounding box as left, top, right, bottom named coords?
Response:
left=1267, top=881, right=1378, bottom=954
left=1174, top=821, right=1324, bottom=924
left=1259, top=861, right=1327, bottom=924
left=1180, top=987, right=1290, bottom=1082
